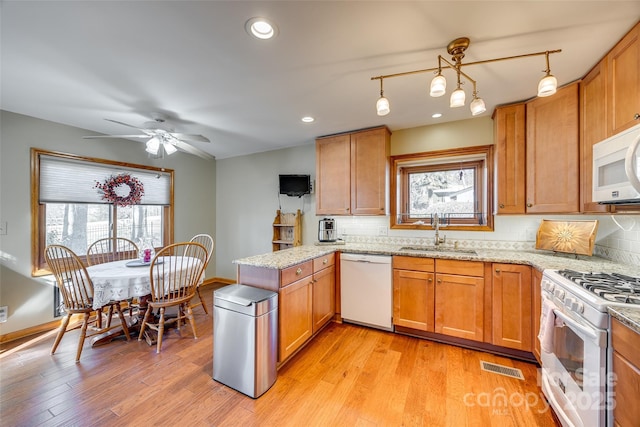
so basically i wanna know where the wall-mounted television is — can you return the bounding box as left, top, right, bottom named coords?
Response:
left=279, top=174, right=311, bottom=197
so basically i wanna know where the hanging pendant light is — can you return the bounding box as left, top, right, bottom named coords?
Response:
left=430, top=58, right=446, bottom=97
left=470, top=87, right=486, bottom=116
left=376, top=78, right=390, bottom=116
left=538, top=51, right=558, bottom=97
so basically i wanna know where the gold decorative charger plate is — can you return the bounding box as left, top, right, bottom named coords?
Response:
left=535, top=220, right=599, bottom=256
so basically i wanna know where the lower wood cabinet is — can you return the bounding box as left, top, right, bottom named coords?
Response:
left=611, top=318, right=640, bottom=427
left=393, top=262, right=435, bottom=331
left=312, top=255, right=335, bottom=333
left=435, top=268, right=485, bottom=341
left=279, top=276, right=313, bottom=362
left=491, top=263, right=532, bottom=351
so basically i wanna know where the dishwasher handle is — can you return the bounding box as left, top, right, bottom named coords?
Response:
left=340, top=253, right=392, bottom=264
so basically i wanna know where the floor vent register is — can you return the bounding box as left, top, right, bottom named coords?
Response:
left=480, top=361, right=525, bottom=380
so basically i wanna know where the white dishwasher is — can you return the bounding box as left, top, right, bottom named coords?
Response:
left=340, top=253, right=393, bottom=331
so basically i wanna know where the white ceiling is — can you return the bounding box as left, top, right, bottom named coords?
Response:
left=2, top=1, right=639, bottom=159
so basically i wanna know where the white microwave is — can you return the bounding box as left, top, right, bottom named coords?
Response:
left=593, top=122, right=640, bottom=204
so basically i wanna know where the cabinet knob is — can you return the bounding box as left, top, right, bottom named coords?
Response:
left=323, top=259, right=328, bottom=264
left=495, top=269, right=501, bottom=273
left=437, top=279, right=442, bottom=283
left=428, top=278, right=433, bottom=282
left=499, top=203, right=505, bottom=209
left=526, top=203, right=533, bottom=207
left=296, top=268, right=302, bottom=275
left=634, top=113, right=640, bottom=120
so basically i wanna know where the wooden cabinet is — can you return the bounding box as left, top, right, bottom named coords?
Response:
left=434, top=259, right=485, bottom=341
left=611, top=318, right=640, bottom=427
left=392, top=256, right=435, bottom=331
left=525, top=82, right=580, bottom=213
left=580, top=62, right=612, bottom=213
left=312, top=253, right=335, bottom=333
left=532, top=268, right=542, bottom=364
left=607, top=22, right=640, bottom=136
left=493, top=103, right=526, bottom=214
left=316, top=126, right=390, bottom=215
left=279, top=274, right=313, bottom=362
left=272, top=209, right=302, bottom=251
left=491, top=263, right=532, bottom=351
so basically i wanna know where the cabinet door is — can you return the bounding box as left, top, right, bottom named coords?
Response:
left=532, top=268, right=542, bottom=363
left=316, top=134, right=351, bottom=215
left=312, top=265, right=335, bottom=333
left=580, top=62, right=612, bottom=213
left=491, top=264, right=532, bottom=351
left=525, top=83, right=580, bottom=213
left=612, top=351, right=640, bottom=427
left=434, top=273, right=484, bottom=341
left=607, top=22, right=640, bottom=136
left=279, top=276, right=313, bottom=362
left=493, top=103, right=526, bottom=214
left=393, top=269, right=435, bottom=331
left=350, top=127, right=390, bottom=215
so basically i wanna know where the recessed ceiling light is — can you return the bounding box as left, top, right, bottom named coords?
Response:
left=301, top=116, right=315, bottom=123
left=432, top=113, right=443, bottom=118
left=245, top=17, right=278, bottom=40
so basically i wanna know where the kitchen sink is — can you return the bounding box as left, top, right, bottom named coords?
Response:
left=399, top=246, right=477, bottom=255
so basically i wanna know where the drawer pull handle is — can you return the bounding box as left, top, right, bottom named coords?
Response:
left=323, top=259, right=328, bottom=264
left=296, top=268, right=302, bottom=275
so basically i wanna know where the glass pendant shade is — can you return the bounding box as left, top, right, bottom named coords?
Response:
left=537, top=74, right=557, bottom=97
left=163, top=142, right=178, bottom=155
left=430, top=74, right=447, bottom=97
left=145, top=137, right=160, bottom=155
left=450, top=88, right=466, bottom=108
left=470, top=97, right=486, bottom=116
left=376, top=96, right=390, bottom=116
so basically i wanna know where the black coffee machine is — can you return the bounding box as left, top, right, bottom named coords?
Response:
left=318, top=218, right=337, bottom=242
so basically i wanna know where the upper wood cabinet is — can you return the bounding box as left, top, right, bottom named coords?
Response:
left=607, top=22, right=640, bottom=136
left=316, top=126, right=391, bottom=215
left=493, top=103, right=526, bottom=214
left=580, top=62, right=612, bottom=213
left=525, top=82, right=580, bottom=213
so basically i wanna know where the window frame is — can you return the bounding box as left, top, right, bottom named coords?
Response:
left=390, top=145, right=494, bottom=232
left=31, top=148, right=175, bottom=276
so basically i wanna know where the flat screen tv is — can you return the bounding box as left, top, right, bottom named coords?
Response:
left=279, top=174, right=311, bottom=197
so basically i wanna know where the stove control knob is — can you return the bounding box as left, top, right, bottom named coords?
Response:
left=573, top=301, right=584, bottom=314
left=542, top=280, right=555, bottom=292
left=554, top=289, right=565, bottom=299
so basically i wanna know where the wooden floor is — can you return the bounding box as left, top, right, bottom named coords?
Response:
left=1, top=285, right=558, bottom=426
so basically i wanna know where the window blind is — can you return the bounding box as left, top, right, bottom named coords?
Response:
left=39, top=155, right=171, bottom=205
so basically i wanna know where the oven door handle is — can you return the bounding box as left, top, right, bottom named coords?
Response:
left=552, top=308, right=604, bottom=346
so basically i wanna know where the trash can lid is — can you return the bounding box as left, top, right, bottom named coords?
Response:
left=214, top=283, right=277, bottom=307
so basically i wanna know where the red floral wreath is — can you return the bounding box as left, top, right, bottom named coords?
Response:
left=95, top=173, right=144, bottom=207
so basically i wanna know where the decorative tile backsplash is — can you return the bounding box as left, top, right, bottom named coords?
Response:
left=331, top=214, right=640, bottom=266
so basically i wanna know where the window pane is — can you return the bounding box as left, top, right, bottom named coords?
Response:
left=408, top=168, right=476, bottom=220
left=116, top=205, right=163, bottom=248
left=45, top=203, right=110, bottom=254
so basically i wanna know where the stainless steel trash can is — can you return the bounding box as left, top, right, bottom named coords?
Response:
left=213, top=284, right=278, bottom=398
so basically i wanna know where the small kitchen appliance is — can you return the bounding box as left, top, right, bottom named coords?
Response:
left=318, top=218, right=337, bottom=242
left=539, top=268, right=640, bottom=427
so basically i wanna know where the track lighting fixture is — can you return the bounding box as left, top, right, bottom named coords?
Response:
left=371, top=37, right=561, bottom=117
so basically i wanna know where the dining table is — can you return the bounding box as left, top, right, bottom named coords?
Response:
left=85, top=257, right=205, bottom=345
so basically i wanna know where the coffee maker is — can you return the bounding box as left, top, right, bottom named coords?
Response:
left=318, top=218, right=337, bottom=242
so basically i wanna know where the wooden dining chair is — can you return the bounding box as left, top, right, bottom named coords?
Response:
left=188, top=233, right=214, bottom=314
left=86, top=237, right=139, bottom=266
left=45, top=245, right=131, bottom=362
left=137, top=241, right=208, bottom=353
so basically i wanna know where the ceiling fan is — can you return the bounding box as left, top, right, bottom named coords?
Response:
left=83, top=113, right=214, bottom=160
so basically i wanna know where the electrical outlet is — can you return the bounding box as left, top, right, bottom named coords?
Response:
left=0, top=306, right=8, bottom=323
left=378, top=226, right=388, bottom=236
left=0, top=221, right=6, bottom=235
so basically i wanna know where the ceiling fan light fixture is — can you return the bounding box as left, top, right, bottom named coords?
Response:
left=450, top=87, right=466, bottom=108
left=163, top=142, right=178, bottom=155
left=430, top=74, right=446, bottom=97
left=145, top=137, right=160, bottom=155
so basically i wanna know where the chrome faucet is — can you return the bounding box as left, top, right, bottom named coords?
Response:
left=433, top=213, right=446, bottom=248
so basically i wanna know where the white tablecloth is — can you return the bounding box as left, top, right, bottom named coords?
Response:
left=86, top=257, right=204, bottom=309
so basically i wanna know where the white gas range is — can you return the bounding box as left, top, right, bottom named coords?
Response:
left=539, top=269, right=640, bottom=427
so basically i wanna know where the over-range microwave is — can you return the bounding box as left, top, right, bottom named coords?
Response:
left=593, top=122, right=640, bottom=204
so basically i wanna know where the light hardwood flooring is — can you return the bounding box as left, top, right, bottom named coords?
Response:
left=1, top=285, right=558, bottom=426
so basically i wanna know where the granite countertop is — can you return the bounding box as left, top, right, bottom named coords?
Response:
left=233, top=242, right=637, bottom=276
left=609, top=307, right=640, bottom=334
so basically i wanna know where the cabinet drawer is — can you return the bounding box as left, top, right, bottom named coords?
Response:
left=313, top=253, right=335, bottom=272
left=281, top=260, right=313, bottom=287
left=435, top=259, right=484, bottom=277
left=393, top=256, right=434, bottom=272
left=612, top=318, right=640, bottom=368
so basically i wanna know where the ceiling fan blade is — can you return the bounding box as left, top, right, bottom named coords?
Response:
left=104, top=118, right=146, bottom=130
left=83, top=135, right=150, bottom=139
left=173, top=140, right=215, bottom=160
left=170, top=133, right=210, bottom=143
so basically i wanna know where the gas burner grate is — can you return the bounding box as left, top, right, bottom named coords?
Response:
left=557, top=269, right=640, bottom=305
